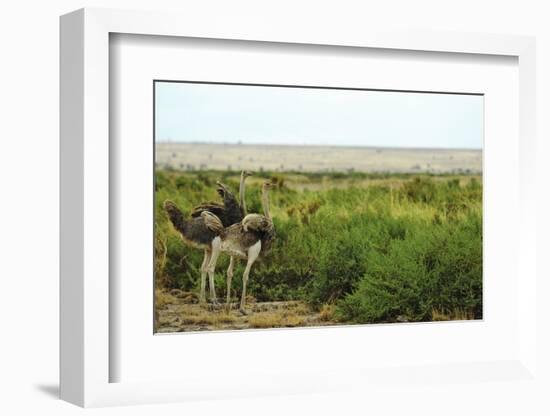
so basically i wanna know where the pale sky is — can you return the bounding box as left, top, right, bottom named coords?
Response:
left=155, top=81, right=483, bottom=149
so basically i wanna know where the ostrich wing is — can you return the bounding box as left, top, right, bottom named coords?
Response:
left=242, top=214, right=273, bottom=233
left=163, top=200, right=186, bottom=234
left=191, top=182, right=243, bottom=226
left=217, top=182, right=243, bottom=222
left=190, top=202, right=225, bottom=218
left=200, top=211, right=224, bottom=234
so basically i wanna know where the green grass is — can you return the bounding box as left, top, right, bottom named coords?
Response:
left=155, top=169, right=482, bottom=324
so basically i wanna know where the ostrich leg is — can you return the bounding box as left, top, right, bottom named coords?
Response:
left=199, top=249, right=211, bottom=304
left=239, top=242, right=261, bottom=312
left=208, top=268, right=219, bottom=305
left=206, top=238, right=222, bottom=305
left=226, top=256, right=235, bottom=309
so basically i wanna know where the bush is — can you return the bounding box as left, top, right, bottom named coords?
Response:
left=306, top=229, right=368, bottom=305
left=401, top=177, right=437, bottom=203
left=336, top=215, right=482, bottom=323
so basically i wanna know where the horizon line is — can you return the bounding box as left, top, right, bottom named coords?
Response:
left=155, top=141, right=483, bottom=151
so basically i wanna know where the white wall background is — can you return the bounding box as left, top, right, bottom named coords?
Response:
left=0, top=1, right=548, bottom=415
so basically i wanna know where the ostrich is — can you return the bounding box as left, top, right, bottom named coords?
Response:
left=201, top=181, right=275, bottom=312
left=163, top=171, right=253, bottom=304
left=190, top=170, right=252, bottom=221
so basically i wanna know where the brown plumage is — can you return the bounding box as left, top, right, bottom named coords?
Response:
left=242, top=214, right=275, bottom=253
left=190, top=182, right=242, bottom=226
left=201, top=210, right=224, bottom=234
left=164, top=201, right=217, bottom=248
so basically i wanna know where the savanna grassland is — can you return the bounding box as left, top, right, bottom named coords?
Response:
left=156, top=142, right=482, bottom=174
left=155, top=169, right=482, bottom=332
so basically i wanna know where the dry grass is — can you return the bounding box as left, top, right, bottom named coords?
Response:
left=168, top=289, right=200, bottom=303
left=155, top=289, right=177, bottom=309
left=248, top=311, right=305, bottom=328
left=290, top=302, right=311, bottom=315
left=181, top=311, right=236, bottom=326
left=156, top=299, right=345, bottom=332
left=318, top=304, right=337, bottom=322
left=431, top=308, right=475, bottom=321
left=285, top=314, right=305, bottom=327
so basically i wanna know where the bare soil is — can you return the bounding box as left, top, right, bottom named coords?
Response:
left=155, top=293, right=339, bottom=333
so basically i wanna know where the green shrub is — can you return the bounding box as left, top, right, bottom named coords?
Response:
left=401, top=177, right=437, bottom=203
left=336, top=215, right=482, bottom=323
left=306, top=229, right=368, bottom=305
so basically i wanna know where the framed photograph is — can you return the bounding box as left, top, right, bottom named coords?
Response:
left=60, top=8, right=538, bottom=408
left=153, top=80, right=484, bottom=334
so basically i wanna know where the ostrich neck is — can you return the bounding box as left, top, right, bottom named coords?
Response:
left=239, top=174, right=247, bottom=215
left=261, top=187, right=271, bottom=219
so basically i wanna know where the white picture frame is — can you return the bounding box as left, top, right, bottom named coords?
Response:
left=60, top=7, right=537, bottom=408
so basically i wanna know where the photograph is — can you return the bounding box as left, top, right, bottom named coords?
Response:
left=154, top=81, right=483, bottom=333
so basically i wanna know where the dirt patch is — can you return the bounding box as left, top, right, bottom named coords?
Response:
left=155, top=296, right=339, bottom=333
